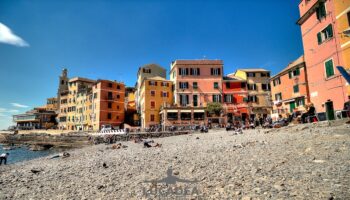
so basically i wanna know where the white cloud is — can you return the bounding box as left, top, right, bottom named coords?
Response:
left=0, top=108, right=19, bottom=113
left=11, top=103, right=29, bottom=108
left=0, top=22, right=29, bottom=47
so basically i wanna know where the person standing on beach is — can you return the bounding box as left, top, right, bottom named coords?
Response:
left=0, top=153, right=9, bottom=165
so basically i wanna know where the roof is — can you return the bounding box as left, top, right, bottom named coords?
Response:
left=171, top=59, right=223, bottom=66
left=237, top=68, right=270, bottom=72
left=69, top=77, right=96, bottom=83
left=223, top=75, right=246, bottom=82
left=270, top=55, right=305, bottom=79
left=137, top=63, right=166, bottom=74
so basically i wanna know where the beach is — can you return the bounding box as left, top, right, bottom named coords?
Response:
left=0, top=121, right=349, bottom=199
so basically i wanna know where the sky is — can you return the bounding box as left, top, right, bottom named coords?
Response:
left=0, top=0, right=304, bottom=130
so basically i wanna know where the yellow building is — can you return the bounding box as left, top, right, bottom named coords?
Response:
left=335, top=0, right=350, bottom=95
left=234, top=69, right=272, bottom=119
left=139, top=76, right=173, bottom=128
left=66, top=77, right=96, bottom=131
left=46, top=97, right=58, bottom=112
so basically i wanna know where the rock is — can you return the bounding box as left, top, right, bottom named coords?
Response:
left=31, top=168, right=43, bottom=174
left=273, top=184, right=284, bottom=191
left=173, top=171, right=179, bottom=175
left=196, top=137, right=200, bottom=139
left=103, top=163, right=108, bottom=168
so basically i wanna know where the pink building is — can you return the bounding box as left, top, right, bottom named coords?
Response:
left=297, top=0, right=348, bottom=117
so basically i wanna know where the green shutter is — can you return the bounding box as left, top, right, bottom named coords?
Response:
left=296, top=68, right=300, bottom=76
left=317, top=32, right=322, bottom=45
left=321, top=3, right=326, bottom=18
left=293, top=85, right=299, bottom=93
left=288, top=71, right=292, bottom=78
left=325, top=60, right=334, bottom=78
left=327, top=24, right=333, bottom=38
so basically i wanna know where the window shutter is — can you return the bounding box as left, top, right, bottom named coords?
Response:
left=178, top=68, right=181, bottom=75
left=317, top=32, right=322, bottom=45
left=327, top=24, right=333, bottom=38
left=296, top=68, right=300, bottom=76
left=190, top=68, right=193, bottom=75
left=218, top=68, right=221, bottom=75
left=210, top=68, right=213, bottom=75
left=186, top=95, right=189, bottom=105
left=197, top=68, right=200, bottom=75
left=288, top=71, right=292, bottom=78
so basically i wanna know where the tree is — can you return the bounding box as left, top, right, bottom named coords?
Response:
left=205, top=102, right=223, bottom=116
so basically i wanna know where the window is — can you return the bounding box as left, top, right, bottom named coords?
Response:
left=212, top=94, right=222, bottom=103
left=275, top=93, right=282, bottom=101
left=296, top=98, right=305, bottom=106
left=194, top=112, right=204, bottom=120
left=180, top=113, right=191, bottom=120
left=150, top=114, right=155, bottom=122
left=273, top=77, right=281, bottom=86
left=247, top=72, right=255, bottom=77
left=289, top=68, right=300, bottom=78
left=161, top=82, right=169, bottom=87
left=179, top=94, right=189, bottom=106
left=241, top=82, right=246, bottom=88
left=347, top=12, right=350, bottom=27
left=190, top=68, right=200, bottom=76
left=108, top=92, right=113, bottom=100
left=167, top=112, right=178, bottom=120
left=151, top=90, right=155, bottom=96
left=247, top=83, right=257, bottom=90
left=248, top=95, right=257, bottom=103
left=116, top=94, right=120, bottom=99
left=193, top=82, right=198, bottom=89
left=117, top=105, right=120, bottom=110
left=179, top=82, right=189, bottom=89
left=261, top=84, right=271, bottom=91
left=108, top=83, right=113, bottom=88
left=224, top=95, right=233, bottom=103
left=108, top=102, right=112, bottom=108
left=325, top=59, right=334, bottom=78
left=214, top=82, right=219, bottom=89
left=193, top=95, right=198, bottom=107
left=316, top=2, right=326, bottom=21
left=226, top=82, right=231, bottom=89
left=149, top=81, right=157, bottom=86
left=161, top=91, right=168, bottom=97
left=172, top=71, right=176, bottom=78
left=117, top=85, right=120, bottom=89
left=293, top=85, right=299, bottom=93
left=211, top=68, right=221, bottom=76
left=260, top=73, right=270, bottom=77
left=317, top=24, right=333, bottom=45
left=179, top=68, right=189, bottom=76
left=151, top=101, right=155, bottom=109
left=107, top=113, right=112, bottom=119
left=143, top=68, right=151, bottom=73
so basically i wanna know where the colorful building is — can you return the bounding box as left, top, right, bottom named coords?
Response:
left=135, top=64, right=167, bottom=115
left=234, top=69, right=272, bottom=119
left=91, top=80, right=125, bottom=130
left=297, top=0, right=348, bottom=116
left=270, top=56, right=309, bottom=119
left=334, top=0, right=350, bottom=95
left=222, top=75, right=249, bottom=122
left=139, top=76, right=173, bottom=128
left=45, top=97, right=58, bottom=112
left=170, top=59, right=224, bottom=124
left=124, top=87, right=139, bottom=126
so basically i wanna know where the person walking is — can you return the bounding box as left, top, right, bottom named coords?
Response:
left=0, top=153, right=9, bottom=165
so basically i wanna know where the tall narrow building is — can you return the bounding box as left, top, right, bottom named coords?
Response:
left=297, top=0, right=348, bottom=117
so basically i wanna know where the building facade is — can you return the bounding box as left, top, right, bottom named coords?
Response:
left=135, top=64, right=167, bottom=115
left=139, top=77, right=173, bottom=128
left=235, top=69, right=272, bottom=119
left=222, top=75, right=249, bottom=122
left=13, top=107, right=57, bottom=130
left=297, top=0, right=348, bottom=115
left=91, top=80, right=125, bottom=130
left=334, top=0, right=350, bottom=95
left=270, top=56, right=309, bottom=119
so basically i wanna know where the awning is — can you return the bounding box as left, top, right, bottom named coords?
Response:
left=166, top=110, right=178, bottom=113
left=193, top=110, right=205, bottom=113
left=180, top=110, right=192, bottom=113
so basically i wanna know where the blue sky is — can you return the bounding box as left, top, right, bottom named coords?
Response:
left=0, top=0, right=303, bottom=129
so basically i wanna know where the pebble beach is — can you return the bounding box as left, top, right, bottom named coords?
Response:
left=0, top=121, right=349, bottom=200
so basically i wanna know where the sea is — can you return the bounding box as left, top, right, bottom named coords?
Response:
left=0, top=144, right=63, bottom=164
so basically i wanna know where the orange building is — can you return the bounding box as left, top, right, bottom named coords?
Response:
left=92, top=80, right=125, bottom=130
left=297, top=0, right=348, bottom=118
left=270, top=56, right=309, bottom=119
